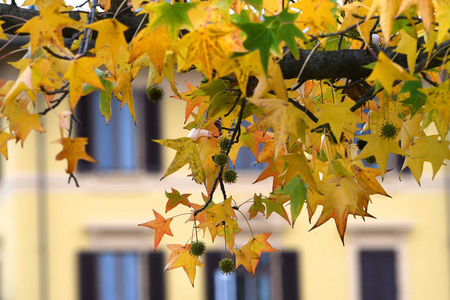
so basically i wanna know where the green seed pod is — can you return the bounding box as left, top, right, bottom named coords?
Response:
left=380, top=122, right=398, bottom=140
left=218, top=137, right=231, bottom=152
left=190, top=240, right=206, bottom=257
left=223, top=169, right=238, bottom=184
left=213, top=153, right=228, bottom=167
left=146, top=84, right=164, bottom=103
left=219, top=258, right=234, bottom=275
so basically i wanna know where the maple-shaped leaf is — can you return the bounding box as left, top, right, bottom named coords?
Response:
left=113, top=61, right=137, bottom=124
left=86, top=19, right=128, bottom=68
left=279, top=151, right=320, bottom=193
left=139, top=210, right=174, bottom=251
left=395, top=29, right=418, bottom=74
left=154, top=137, right=205, bottom=184
left=396, top=113, right=423, bottom=150
left=421, top=79, right=450, bottom=124
left=144, top=1, right=196, bottom=41
left=311, top=176, right=373, bottom=243
left=290, top=0, right=336, bottom=34
left=247, top=233, right=278, bottom=273
left=253, top=156, right=284, bottom=190
left=3, top=97, right=44, bottom=145
left=249, top=98, right=308, bottom=157
left=64, top=57, right=104, bottom=110
left=0, top=131, right=13, bottom=159
left=316, top=101, right=361, bottom=139
left=16, top=2, right=80, bottom=54
left=217, top=217, right=242, bottom=251
left=233, top=242, right=260, bottom=276
left=367, top=52, right=417, bottom=94
left=165, top=188, right=191, bottom=213
left=165, top=244, right=204, bottom=287
left=248, top=193, right=266, bottom=220
left=262, top=194, right=291, bottom=225
left=272, top=175, right=307, bottom=227
left=415, top=135, right=450, bottom=179
left=228, top=126, right=271, bottom=165
left=400, top=80, right=426, bottom=116
left=174, top=24, right=232, bottom=80
left=208, top=197, right=237, bottom=226
left=171, top=81, right=204, bottom=123
left=400, top=136, right=427, bottom=185
left=130, top=26, right=170, bottom=74
left=54, top=137, right=97, bottom=174
left=352, top=165, right=390, bottom=197
left=355, top=133, right=406, bottom=178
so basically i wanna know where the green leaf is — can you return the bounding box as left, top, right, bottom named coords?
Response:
left=400, top=80, right=426, bottom=116
left=146, top=2, right=196, bottom=41
left=272, top=175, right=307, bottom=227
left=99, top=79, right=114, bottom=124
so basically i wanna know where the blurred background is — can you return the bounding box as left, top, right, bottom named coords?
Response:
left=0, top=3, right=450, bottom=300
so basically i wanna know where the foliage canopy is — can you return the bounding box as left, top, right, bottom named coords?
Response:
left=1, top=0, right=450, bottom=285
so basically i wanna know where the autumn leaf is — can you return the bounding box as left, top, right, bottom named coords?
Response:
left=248, top=193, right=266, bottom=220
left=247, top=233, right=278, bottom=273
left=154, top=137, right=206, bottom=184
left=279, top=151, right=320, bottom=193
left=144, top=1, right=196, bottom=41
left=272, top=175, right=307, bottom=227
left=17, top=2, right=80, bottom=54
left=367, top=52, right=417, bottom=94
left=165, top=244, right=204, bottom=287
left=352, top=165, right=390, bottom=197
left=54, top=137, right=97, bottom=174
left=364, top=0, right=401, bottom=42
left=414, top=135, right=450, bottom=179
left=249, top=98, right=308, bottom=157
left=316, top=101, right=360, bottom=139
left=262, top=194, right=291, bottom=225
left=228, top=126, right=271, bottom=165
left=233, top=242, right=260, bottom=276
left=165, top=188, right=191, bottom=213
left=208, top=197, right=236, bottom=226
left=355, top=133, right=406, bottom=178
left=0, top=131, right=12, bottom=159
left=139, top=210, right=174, bottom=251
left=421, top=79, right=450, bottom=124
left=64, top=57, right=104, bottom=110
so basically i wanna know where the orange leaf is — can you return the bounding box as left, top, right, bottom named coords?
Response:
left=139, top=210, right=174, bottom=251
left=165, top=188, right=191, bottom=213
left=248, top=233, right=279, bottom=273
left=54, top=137, right=97, bottom=174
left=233, top=242, right=260, bottom=276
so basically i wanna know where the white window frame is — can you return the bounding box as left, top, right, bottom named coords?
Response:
left=347, top=221, right=412, bottom=300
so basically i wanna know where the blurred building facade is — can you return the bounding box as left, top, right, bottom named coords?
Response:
left=0, top=44, right=449, bottom=300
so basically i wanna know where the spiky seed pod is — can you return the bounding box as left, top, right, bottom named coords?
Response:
left=223, top=169, right=238, bottom=184
left=213, top=153, right=228, bottom=166
left=356, top=139, right=368, bottom=150
left=219, top=258, right=234, bottom=275
left=363, top=155, right=377, bottom=166
left=190, top=240, right=206, bottom=257
left=218, top=137, right=231, bottom=152
left=146, top=84, right=164, bottom=103
left=380, top=122, right=398, bottom=140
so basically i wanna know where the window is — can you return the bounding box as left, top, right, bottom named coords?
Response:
left=205, top=251, right=299, bottom=300
left=75, top=90, right=161, bottom=172
left=78, top=251, right=165, bottom=300
left=347, top=221, right=411, bottom=300
left=360, top=250, right=397, bottom=300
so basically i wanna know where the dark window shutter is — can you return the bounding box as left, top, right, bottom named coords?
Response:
left=75, top=95, right=95, bottom=172
left=281, top=251, right=299, bottom=300
left=78, top=252, right=98, bottom=300
left=148, top=252, right=165, bottom=300
left=360, top=250, right=397, bottom=300
left=142, top=92, right=161, bottom=172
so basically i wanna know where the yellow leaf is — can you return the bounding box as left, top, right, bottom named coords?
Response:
left=17, top=2, right=80, bottom=54
left=233, top=243, right=260, bottom=276
left=365, top=0, right=401, bottom=42
left=0, top=131, right=13, bottom=159
left=249, top=98, right=308, bottom=157
left=64, top=57, right=104, bottom=110
left=396, top=0, right=434, bottom=34
left=434, top=1, right=450, bottom=44
left=165, top=244, right=204, bottom=287
left=316, top=101, right=360, bottom=138
left=415, top=135, right=450, bottom=179
left=367, top=52, right=417, bottom=94
left=421, top=79, right=450, bottom=124
left=154, top=137, right=206, bottom=184
left=54, top=137, right=97, bottom=174
left=395, top=29, right=418, bottom=74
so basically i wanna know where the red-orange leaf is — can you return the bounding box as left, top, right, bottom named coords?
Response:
left=139, top=210, right=174, bottom=251
left=54, top=137, right=97, bottom=174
